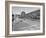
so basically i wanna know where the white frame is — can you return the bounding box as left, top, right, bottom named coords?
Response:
left=9, top=4, right=43, bottom=34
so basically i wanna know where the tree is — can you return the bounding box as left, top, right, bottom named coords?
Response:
left=21, top=11, right=25, bottom=18
left=12, top=14, right=14, bottom=22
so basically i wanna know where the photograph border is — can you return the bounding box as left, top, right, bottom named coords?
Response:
left=5, top=1, right=45, bottom=37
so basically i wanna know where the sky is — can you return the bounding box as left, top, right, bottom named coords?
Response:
left=12, top=7, right=40, bottom=15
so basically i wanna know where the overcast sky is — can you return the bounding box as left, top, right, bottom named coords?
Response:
left=12, top=7, right=40, bottom=15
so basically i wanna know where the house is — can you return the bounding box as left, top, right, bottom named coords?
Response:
left=26, top=9, right=40, bottom=19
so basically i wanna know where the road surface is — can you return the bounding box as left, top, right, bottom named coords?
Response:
left=12, top=18, right=40, bottom=31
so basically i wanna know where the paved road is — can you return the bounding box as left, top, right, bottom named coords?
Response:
left=12, top=18, right=40, bottom=31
